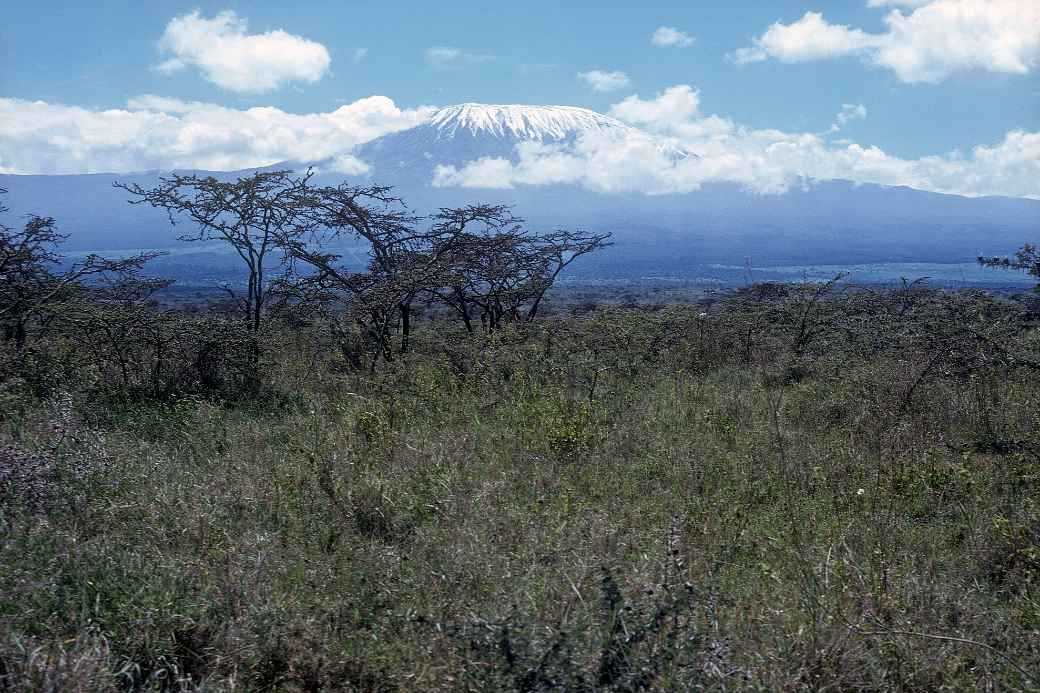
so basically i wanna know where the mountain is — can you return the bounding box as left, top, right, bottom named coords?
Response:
left=0, top=102, right=1037, bottom=283
left=351, top=103, right=692, bottom=183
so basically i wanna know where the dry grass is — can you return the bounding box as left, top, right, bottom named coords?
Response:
left=2, top=288, right=1040, bottom=691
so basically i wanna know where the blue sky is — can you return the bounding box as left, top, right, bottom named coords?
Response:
left=1, top=1, right=1038, bottom=197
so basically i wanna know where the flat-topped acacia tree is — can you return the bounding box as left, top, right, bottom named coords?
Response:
left=115, top=170, right=319, bottom=337
left=427, top=209, right=611, bottom=332
left=117, top=171, right=610, bottom=373
left=280, top=187, right=477, bottom=362
left=283, top=190, right=610, bottom=368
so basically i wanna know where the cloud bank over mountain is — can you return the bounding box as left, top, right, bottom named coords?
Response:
left=0, top=96, right=433, bottom=174
left=432, top=87, right=1040, bottom=199
left=1, top=89, right=1037, bottom=199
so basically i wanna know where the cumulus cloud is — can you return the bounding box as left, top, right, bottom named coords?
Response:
left=424, top=46, right=493, bottom=69
left=432, top=85, right=1040, bottom=199
left=732, top=0, right=1040, bottom=83
left=731, top=12, right=879, bottom=65
left=611, top=85, right=702, bottom=126
left=157, top=10, right=330, bottom=93
left=578, top=70, right=632, bottom=92
left=0, top=95, right=434, bottom=175
left=651, top=26, right=695, bottom=47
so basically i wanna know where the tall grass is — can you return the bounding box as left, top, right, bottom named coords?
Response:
left=2, top=288, right=1039, bottom=690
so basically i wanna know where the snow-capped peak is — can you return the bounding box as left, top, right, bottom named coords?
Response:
left=428, top=103, right=630, bottom=140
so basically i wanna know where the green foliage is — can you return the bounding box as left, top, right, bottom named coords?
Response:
left=519, top=392, right=597, bottom=462
left=2, top=282, right=1040, bottom=691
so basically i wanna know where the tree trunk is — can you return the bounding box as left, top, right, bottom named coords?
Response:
left=400, top=303, right=411, bottom=354
left=454, top=288, right=474, bottom=334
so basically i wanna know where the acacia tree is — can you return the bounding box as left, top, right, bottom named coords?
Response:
left=425, top=205, right=526, bottom=333
left=429, top=211, right=611, bottom=332
left=0, top=189, right=155, bottom=353
left=284, top=183, right=468, bottom=357
left=281, top=185, right=466, bottom=367
left=280, top=188, right=610, bottom=368
left=277, top=256, right=418, bottom=370
left=115, top=170, right=315, bottom=336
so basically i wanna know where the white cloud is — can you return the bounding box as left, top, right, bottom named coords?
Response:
left=353, top=48, right=369, bottom=64
left=578, top=70, right=632, bottom=92
left=433, top=158, right=517, bottom=189
left=611, top=85, right=701, bottom=126
left=431, top=85, right=1040, bottom=199
left=731, top=11, right=878, bottom=64
left=876, top=0, right=1040, bottom=82
left=0, top=95, right=434, bottom=175
left=424, top=46, right=493, bottom=69
left=651, top=26, right=695, bottom=47
left=829, top=103, right=867, bottom=132
left=157, top=10, right=330, bottom=93
left=733, top=1, right=1040, bottom=83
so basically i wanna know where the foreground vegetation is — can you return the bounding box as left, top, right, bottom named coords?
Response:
left=3, top=273, right=1040, bottom=691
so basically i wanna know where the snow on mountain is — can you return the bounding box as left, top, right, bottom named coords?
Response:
left=427, top=103, right=632, bottom=140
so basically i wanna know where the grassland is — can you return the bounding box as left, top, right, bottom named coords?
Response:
left=2, top=286, right=1039, bottom=691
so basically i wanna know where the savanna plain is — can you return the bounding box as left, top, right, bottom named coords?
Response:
left=2, top=186, right=1040, bottom=691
